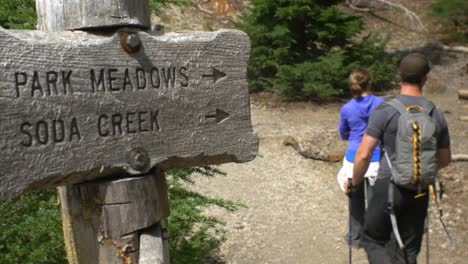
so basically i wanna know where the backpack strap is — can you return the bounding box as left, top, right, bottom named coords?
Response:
left=388, top=181, right=406, bottom=250
left=384, top=151, right=406, bottom=250
left=421, top=100, right=436, bottom=115
left=387, top=98, right=436, bottom=115
left=386, top=99, right=407, bottom=114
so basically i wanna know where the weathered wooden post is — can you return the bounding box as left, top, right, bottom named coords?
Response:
left=0, top=0, right=258, bottom=263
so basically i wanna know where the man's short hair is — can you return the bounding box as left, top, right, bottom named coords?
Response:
left=399, top=53, right=431, bottom=85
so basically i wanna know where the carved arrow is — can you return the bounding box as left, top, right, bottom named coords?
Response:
left=205, top=109, right=230, bottom=124
left=202, top=67, right=227, bottom=83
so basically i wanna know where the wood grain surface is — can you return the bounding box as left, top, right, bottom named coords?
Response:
left=0, top=27, right=258, bottom=199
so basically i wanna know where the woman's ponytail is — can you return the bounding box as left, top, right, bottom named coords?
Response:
left=349, top=68, right=372, bottom=98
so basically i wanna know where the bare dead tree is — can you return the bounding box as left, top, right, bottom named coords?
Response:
left=346, top=0, right=426, bottom=32
left=346, top=0, right=371, bottom=12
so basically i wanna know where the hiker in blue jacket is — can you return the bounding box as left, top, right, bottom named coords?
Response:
left=337, top=68, right=384, bottom=247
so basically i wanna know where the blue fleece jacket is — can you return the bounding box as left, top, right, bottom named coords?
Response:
left=339, top=95, right=384, bottom=163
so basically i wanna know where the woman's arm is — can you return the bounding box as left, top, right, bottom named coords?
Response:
left=338, top=108, right=350, bottom=140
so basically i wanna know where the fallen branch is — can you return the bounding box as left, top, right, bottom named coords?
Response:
left=458, top=90, right=468, bottom=100
left=459, top=116, right=468, bottom=121
left=375, top=0, right=426, bottom=31
left=346, top=0, right=371, bottom=12
left=386, top=43, right=468, bottom=56
left=283, top=136, right=343, bottom=162
left=452, top=154, right=468, bottom=162
left=346, top=0, right=426, bottom=31
left=434, top=43, right=468, bottom=53
left=196, top=5, right=214, bottom=15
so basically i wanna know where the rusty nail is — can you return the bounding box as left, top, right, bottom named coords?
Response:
left=128, top=148, right=149, bottom=171
left=121, top=32, right=141, bottom=53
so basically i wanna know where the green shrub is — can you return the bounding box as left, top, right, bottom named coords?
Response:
left=0, top=0, right=36, bottom=30
left=0, top=191, right=66, bottom=264
left=167, top=167, right=245, bottom=264
left=429, top=0, right=468, bottom=43
left=236, top=0, right=397, bottom=99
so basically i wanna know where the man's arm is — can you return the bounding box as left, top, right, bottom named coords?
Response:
left=437, top=148, right=451, bottom=168
left=351, top=134, right=380, bottom=188
left=434, top=109, right=451, bottom=169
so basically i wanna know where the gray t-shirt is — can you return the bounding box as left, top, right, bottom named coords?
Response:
left=366, top=95, right=451, bottom=179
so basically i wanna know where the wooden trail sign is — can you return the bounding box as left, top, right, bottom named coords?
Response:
left=0, top=27, right=258, bottom=200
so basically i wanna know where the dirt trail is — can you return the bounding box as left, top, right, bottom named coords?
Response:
left=191, top=88, right=467, bottom=263
left=193, top=98, right=366, bottom=263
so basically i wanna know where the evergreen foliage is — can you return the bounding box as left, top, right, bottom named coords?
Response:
left=236, top=0, right=397, bottom=99
left=0, top=0, right=36, bottom=30
left=167, top=167, right=245, bottom=264
left=429, top=0, right=467, bottom=43
left=0, top=191, right=66, bottom=264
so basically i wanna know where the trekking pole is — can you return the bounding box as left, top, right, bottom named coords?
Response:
left=426, top=197, right=430, bottom=264
left=348, top=178, right=353, bottom=264
left=364, top=179, right=368, bottom=210
left=432, top=183, right=455, bottom=250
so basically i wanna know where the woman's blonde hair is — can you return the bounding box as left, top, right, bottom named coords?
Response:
left=349, top=68, right=372, bottom=98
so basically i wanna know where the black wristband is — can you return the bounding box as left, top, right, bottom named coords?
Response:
left=347, top=179, right=357, bottom=192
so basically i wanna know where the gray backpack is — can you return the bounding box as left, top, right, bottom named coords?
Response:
left=384, top=98, right=440, bottom=249
left=384, top=98, right=439, bottom=191
left=384, top=98, right=454, bottom=251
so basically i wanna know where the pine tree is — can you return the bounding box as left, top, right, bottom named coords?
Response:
left=236, top=0, right=397, bottom=99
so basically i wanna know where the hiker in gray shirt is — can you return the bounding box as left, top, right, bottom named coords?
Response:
left=346, top=53, right=451, bottom=264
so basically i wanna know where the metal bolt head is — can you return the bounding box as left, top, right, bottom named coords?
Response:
left=127, top=34, right=140, bottom=48
left=121, top=32, right=141, bottom=53
left=134, top=153, right=145, bottom=167
left=128, top=148, right=150, bottom=171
